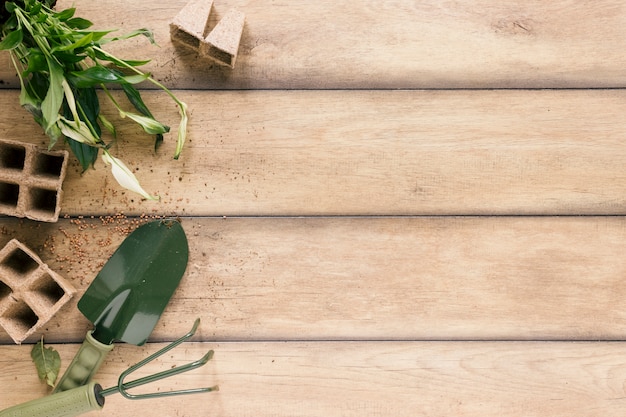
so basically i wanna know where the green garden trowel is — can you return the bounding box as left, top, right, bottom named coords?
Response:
left=53, top=219, right=189, bottom=393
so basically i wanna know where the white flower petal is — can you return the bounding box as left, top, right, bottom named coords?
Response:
left=102, top=152, right=159, bottom=201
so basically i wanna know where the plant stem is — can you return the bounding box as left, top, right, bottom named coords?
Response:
left=93, top=45, right=188, bottom=158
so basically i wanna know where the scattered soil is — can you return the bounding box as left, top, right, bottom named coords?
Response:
left=0, top=213, right=175, bottom=283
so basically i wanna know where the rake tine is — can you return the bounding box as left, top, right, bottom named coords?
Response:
left=99, top=318, right=218, bottom=400
left=118, top=350, right=216, bottom=399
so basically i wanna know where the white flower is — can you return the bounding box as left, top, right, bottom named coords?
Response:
left=102, top=151, right=159, bottom=201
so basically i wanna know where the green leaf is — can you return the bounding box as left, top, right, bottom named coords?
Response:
left=98, top=114, right=116, bottom=138
left=34, top=11, right=47, bottom=23
left=120, top=84, right=165, bottom=151
left=121, top=83, right=153, bottom=117
left=52, top=50, right=87, bottom=64
left=71, top=86, right=101, bottom=137
left=123, top=73, right=150, bottom=84
left=28, top=1, right=42, bottom=16
left=2, top=15, right=18, bottom=31
left=52, top=31, right=93, bottom=52
left=27, top=72, right=50, bottom=102
left=11, top=51, right=43, bottom=118
left=67, top=138, right=98, bottom=171
left=41, top=57, right=64, bottom=132
left=66, top=17, right=93, bottom=29
left=0, top=28, right=23, bottom=50
left=69, top=66, right=149, bottom=88
left=115, top=58, right=151, bottom=67
left=103, top=28, right=155, bottom=44
left=23, top=49, right=47, bottom=76
left=19, top=86, right=42, bottom=117
left=121, top=111, right=170, bottom=135
left=31, top=338, right=61, bottom=388
left=5, top=2, right=17, bottom=13
left=92, top=48, right=150, bottom=67
left=54, top=7, right=76, bottom=21
left=46, top=122, right=63, bottom=149
left=70, top=85, right=100, bottom=125
left=75, top=29, right=115, bottom=43
left=154, top=133, right=164, bottom=152
left=68, top=66, right=123, bottom=87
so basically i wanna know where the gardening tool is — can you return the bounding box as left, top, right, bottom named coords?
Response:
left=0, top=319, right=217, bottom=417
left=53, top=219, right=189, bottom=393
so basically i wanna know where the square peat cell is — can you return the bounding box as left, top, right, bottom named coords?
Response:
left=204, top=45, right=234, bottom=67
left=0, top=280, right=11, bottom=302
left=2, top=247, right=39, bottom=276
left=28, top=188, right=58, bottom=215
left=0, top=182, right=19, bottom=208
left=0, top=142, right=26, bottom=170
left=33, top=152, right=65, bottom=178
left=0, top=299, right=39, bottom=342
left=31, top=273, right=66, bottom=309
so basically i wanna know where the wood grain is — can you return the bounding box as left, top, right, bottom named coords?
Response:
left=0, top=2, right=624, bottom=415
left=1, top=1, right=626, bottom=89
left=2, top=341, right=626, bottom=417
left=2, top=89, right=626, bottom=216
left=1, top=216, right=625, bottom=344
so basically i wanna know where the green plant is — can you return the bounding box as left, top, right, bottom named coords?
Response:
left=0, top=0, right=188, bottom=200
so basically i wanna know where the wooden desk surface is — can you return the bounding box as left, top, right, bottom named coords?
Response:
left=2, top=1, right=626, bottom=415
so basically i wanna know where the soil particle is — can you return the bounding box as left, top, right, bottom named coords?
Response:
left=47, top=213, right=169, bottom=281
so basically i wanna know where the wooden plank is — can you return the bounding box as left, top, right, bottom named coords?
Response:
left=2, top=341, right=626, bottom=416
left=1, top=216, right=626, bottom=344
left=1, top=1, right=626, bottom=89
left=3, top=89, right=626, bottom=216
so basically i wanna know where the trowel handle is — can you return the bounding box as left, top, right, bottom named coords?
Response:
left=0, top=382, right=104, bottom=417
left=53, top=331, right=114, bottom=393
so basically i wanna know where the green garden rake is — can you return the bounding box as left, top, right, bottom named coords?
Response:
left=0, top=319, right=218, bottom=417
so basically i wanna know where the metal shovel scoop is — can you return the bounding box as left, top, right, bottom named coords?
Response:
left=0, top=319, right=217, bottom=417
left=53, top=219, right=189, bottom=392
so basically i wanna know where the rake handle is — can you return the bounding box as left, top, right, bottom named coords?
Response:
left=0, top=382, right=104, bottom=417
left=53, top=331, right=114, bottom=393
